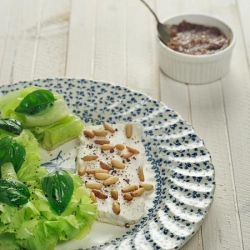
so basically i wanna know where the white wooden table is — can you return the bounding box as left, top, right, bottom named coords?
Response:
left=0, top=0, right=249, bottom=249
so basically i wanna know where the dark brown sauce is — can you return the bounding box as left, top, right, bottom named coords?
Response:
left=167, top=20, right=230, bottom=55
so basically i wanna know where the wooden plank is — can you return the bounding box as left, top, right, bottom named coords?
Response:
left=93, top=0, right=126, bottom=86
left=189, top=82, right=243, bottom=250
left=0, top=0, right=44, bottom=84
left=126, top=0, right=159, bottom=100
left=33, top=0, right=70, bottom=79
left=13, top=0, right=44, bottom=82
left=237, top=0, right=250, bottom=66
left=66, top=0, right=96, bottom=79
left=0, top=0, right=13, bottom=78
left=213, top=0, right=250, bottom=248
left=160, top=72, right=190, bottom=123
left=0, top=0, right=23, bottom=84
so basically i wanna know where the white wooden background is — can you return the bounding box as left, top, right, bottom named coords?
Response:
left=0, top=0, right=249, bottom=249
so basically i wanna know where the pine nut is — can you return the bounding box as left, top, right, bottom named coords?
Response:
left=126, top=145, right=140, bottom=154
left=83, top=129, right=95, bottom=138
left=92, top=129, right=108, bottom=137
left=85, top=181, right=103, bottom=190
left=125, top=123, right=133, bottom=138
left=90, top=192, right=97, bottom=203
left=92, top=189, right=108, bottom=199
left=111, top=189, right=118, bottom=200
left=103, top=176, right=119, bottom=186
left=82, top=155, right=98, bottom=161
left=131, top=188, right=145, bottom=197
left=78, top=165, right=86, bottom=176
left=111, top=159, right=125, bottom=169
left=138, top=166, right=145, bottom=182
left=95, top=173, right=110, bottom=180
left=115, top=143, right=125, bottom=151
left=100, top=161, right=112, bottom=171
left=122, top=152, right=134, bottom=159
left=94, top=139, right=110, bottom=145
left=86, top=168, right=109, bottom=174
left=140, top=183, right=154, bottom=191
left=101, top=144, right=115, bottom=150
left=112, top=201, right=120, bottom=215
left=121, top=185, right=138, bottom=193
left=104, top=122, right=116, bottom=133
left=123, top=193, right=133, bottom=201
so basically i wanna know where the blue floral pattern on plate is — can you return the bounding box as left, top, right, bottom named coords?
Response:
left=0, top=79, right=215, bottom=250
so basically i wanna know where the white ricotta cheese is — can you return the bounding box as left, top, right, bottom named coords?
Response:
left=77, top=123, right=147, bottom=227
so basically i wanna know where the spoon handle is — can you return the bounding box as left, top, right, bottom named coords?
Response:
left=139, top=0, right=160, bottom=23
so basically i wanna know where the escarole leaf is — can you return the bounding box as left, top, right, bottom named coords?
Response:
left=0, top=137, right=26, bottom=173
left=14, top=89, right=56, bottom=115
left=0, top=118, right=23, bottom=135
left=42, top=170, right=74, bottom=215
left=0, top=178, right=30, bottom=206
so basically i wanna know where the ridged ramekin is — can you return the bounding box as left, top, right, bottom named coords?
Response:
left=157, top=14, right=235, bottom=84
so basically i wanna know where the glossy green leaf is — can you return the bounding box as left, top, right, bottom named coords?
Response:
left=0, top=118, right=23, bottom=135
left=42, top=170, right=74, bottom=215
left=0, top=178, right=30, bottom=206
left=14, top=89, right=56, bottom=115
left=0, top=137, right=26, bottom=173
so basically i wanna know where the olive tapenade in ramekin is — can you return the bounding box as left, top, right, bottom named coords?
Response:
left=167, top=20, right=230, bottom=55
left=157, top=14, right=235, bottom=84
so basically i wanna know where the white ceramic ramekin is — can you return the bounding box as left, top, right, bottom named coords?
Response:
left=157, top=14, right=235, bottom=84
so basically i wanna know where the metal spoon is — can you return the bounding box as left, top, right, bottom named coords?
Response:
left=139, top=0, right=171, bottom=45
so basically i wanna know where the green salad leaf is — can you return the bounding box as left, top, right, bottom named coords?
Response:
left=0, top=87, right=97, bottom=250
left=0, top=178, right=30, bottom=207
left=42, top=170, right=74, bottom=215
left=0, top=137, right=26, bottom=173
left=0, top=130, right=98, bottom=250
left=34, top=114, right=84, bottom=150
left=0, top=118, right=23, bottom=135
left=14, top=89, right=56, bottom=115
left=0, top=86, right=82, bottom=150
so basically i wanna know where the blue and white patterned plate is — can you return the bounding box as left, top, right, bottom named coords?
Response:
left=0, top=79, right=215, bottom=250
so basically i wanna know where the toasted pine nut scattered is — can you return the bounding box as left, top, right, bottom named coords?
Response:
left=94, top=139, right=110, bottom=145
left=131, top=188, right=145, bottom=197
left=92, top=189, right=108, bottom=199
left=86, top=168, right=109, bottom=174
left=100, top=161, right=112, bottom=171
left=112, top=201, right=121, bottom=215
left=138, top=166, right=145, bottom=182
left=90, top=192, right=97, bottom=203
left=111, top=189, right=118, bottom=200
left=111, top=159, right=125, bottom=169
left=125, top=123, right=133, bottom=138
left=101, top=144, right=115, bottom=150
left=82, top=155, right=98, bottom=161
left=122, top=152, right=134, bottom=159
left=121, top=185, right=138, bottom=193
left=140, top=183, right=154, bottom=191
left=103, top=176, right=119, bottom=186
left=104, top=122, right=116, bottom=133
left=85, top=181, right=103, bottom=190
left=115, top=143, right=125, bottom=151
left=126, top=145, right=140, bottom=154
left=78, top=165, right=86, bottom=176
left=123, top=193, right=133, bottom=201
left=92, top=129, right=108, bottom=137
left=83, top=129, right=95, bottom=138
left=95, top=173, right=110, bottom=180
